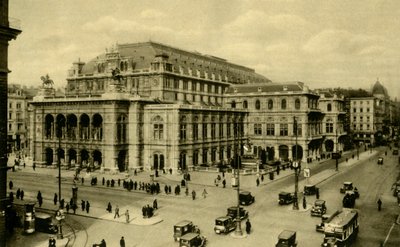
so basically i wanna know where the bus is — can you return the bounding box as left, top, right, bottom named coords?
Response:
left=321, top=208, right=359, bottom=247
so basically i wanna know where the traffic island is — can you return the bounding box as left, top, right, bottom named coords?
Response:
left=230, top=231, right=248, bottom=239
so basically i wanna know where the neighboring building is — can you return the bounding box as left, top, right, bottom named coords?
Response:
left=7, top=84, right=38, bottom=154
left=30, top=42, right=270, bottom=173
left=224, top=82, right=326, bottom=163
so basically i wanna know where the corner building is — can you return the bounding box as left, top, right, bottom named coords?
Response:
left=30, top=42, right=270, bottom=173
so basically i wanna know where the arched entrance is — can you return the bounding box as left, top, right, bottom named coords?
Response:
left=80, top=149, right=89, bottom=167
left=279, top=145, right=289, bottom=161
left=45, top=114, right=54, bottom=139
left=45, top=148, right=53, bottom=166
left=57, top=148, right=65, bottom=165
left=325, top=140, right=334, bottom=152
left=68, top=149, right=77, bottom=166
left=153, top=153, right=165, bottom=170
left=118, top=150, right=127, bottom=172
left=93, top=150, right=102, bottom=169
left=291, top=145, right=303, bottom=161
left=266, top=147, right=275, bottom=161
left=260, top=149, right=267, bottom=164
left=179, top=152, right=186, bottom=170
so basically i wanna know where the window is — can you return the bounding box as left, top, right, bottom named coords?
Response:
left=296, top=123, right=302, bottom=136
left=8, top=113, right=11, bottom=119
left=255, top=100, right=261, bottom=110
left=211, top=123, right=216, bottom=139
left=9, top=103, right=12, bottom=108
left=268, top=99, right=273, bottom=110
left=202, top=123, right=208, bottom=139
left=180, top=124, right=187, bottom=140
left=353, top=116, right=356, bottom=122
left=367, top=124, right=370, bottom=130
left=280, top=124, right=288, bottom=136
left=295, top=99, right=300, bottom=109
left=367, top=116, right=370, bottom=122
left=219, top=123, right=223, bottom=137
left=266, top=124, right=275, bottom=136
left=193, top=150, right=199, bottom=166
left=326, top=121, right=333, bottom=133
left=243, top=100, right=248, bottom=109
left=231, top=101, right=236, bottom=108
left=202, top=149, right=208, bottom=164
left=227, top=123, right=231, bottom=137
left=16, top=103, right=21, bottom=109
left=117, top=115, right=127, bottom=142
left=211, top=148, right=216, bottom=162
left=360, top=116, right=363, bottom=122
left=254, top=123, right=262, bottom=135
left=353, top=124, right=356, bottom=130
left=8, top=124, right=12, bottom=131
left=281, top=99, right=287, bottom=109
left=360, top=124, right=363, bottom=131
left=360, top=108, right=363, bottom=113
left=327, top=103, right=332, bottom=112
left=193, top=123, right=198, bottom=140
left=153, top=123, right=164, bottom=140
left=367, top=108, right=370, bottom=112
left=353, top=108, right=356, bottom=113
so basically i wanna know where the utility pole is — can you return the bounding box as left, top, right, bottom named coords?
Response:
left=293, top=117, right=299, bottom=210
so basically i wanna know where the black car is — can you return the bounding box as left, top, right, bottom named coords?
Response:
left=239, top=191, right=255, bottom=206
left=226, top=206, right=248, bottom=220
left=279, top=192, right=294, bottom=205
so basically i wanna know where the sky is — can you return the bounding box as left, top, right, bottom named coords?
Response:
left=8, top=0, right=400, bottom=99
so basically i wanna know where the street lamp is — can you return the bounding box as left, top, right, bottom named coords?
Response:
left=292, top=117, right=299, bottom=210
left=56, top=115, right=64, bottom=239
left=335, top=128, right=339, bottom=171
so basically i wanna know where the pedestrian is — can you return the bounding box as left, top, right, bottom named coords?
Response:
left=192, top=190, right=196, bottom=200
left=120, top=236, right=125, bottom=247
left=202, top=188, right=208, bottom=198
left=16, top=188, right=20, bottom=199
left=125, top=209, right=130, bottom=223
left=66, top=203, right=70, bottom=213
left=377, top=198, right=382, bottom=211
left=86, top=201, right=90, bottom=213
left=81, top=200, right=85, bottom=211
left=261, top=174, right=264, bottom=182
left=33, top=163, right=36, bottom=171
left=48, top=236, right=56, bottom=247
left=8, top=180, right=13, bottom=190
left=81, top=177, right=84, bottom=185
left=9, top=191, right=14, bottom=203
left=222, top=179, right=226, bottom=188
left=303, top=196, right=307, bottom=209
left=100, top=239, right=106, bottom=247
left=256, top=178, right=260, bottom=186
left=23, top=162, right=26, bottom=168
left=107, top=202, right=112, bottom=213
left=246, top=219, right=251, bottom=234
left=153, top=199, right=158, bottom=209
left=20, top=190, right=24, bottom=200
left=37, top=191, right=43, bottom=207
left=53, top=193, right=58, bottom=205
left=118, top=179, right=121, bottom=187
left=114, top=205, right=120, bottom=218
left=276, top=165, right=280, bottom=175
left=72, top=203, right=77, bottom=214
left=60, top=199, right=65, bottom=209
left=316, top=188, right=320, bottom=199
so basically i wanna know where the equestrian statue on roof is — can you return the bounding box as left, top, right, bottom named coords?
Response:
left=40, top=74, right=54, bottom=89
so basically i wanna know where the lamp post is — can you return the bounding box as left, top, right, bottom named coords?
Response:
left=232, top=121, right=243, bottom=237
left=56, top=115, right=64, bottom=239
left=335, top=129, right=339, bottom=171
left=293, top=117, right=299, bottom=210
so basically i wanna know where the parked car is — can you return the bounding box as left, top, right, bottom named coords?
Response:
left=173, top=220, right=200, bottom=241
left=35, top=212, right=58, bottom=234
left=239, top=191, right=255, bottom=206
left=226, top=206, right=248, bottom=220
left=310, top=200, right=327, bottom=217
left=214, top=216, right=236, bottom=234
left=304, top=184, right=318, bottom=196
left=279, top=192, right=294, bottom=205
left=377, top=157, right=384, bottom=165
left=275, top=230, right=297, bottom=247
left=179, top=233, right=207, bottom=247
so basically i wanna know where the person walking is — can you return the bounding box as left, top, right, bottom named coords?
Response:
left=81, top=200, right=85, bottom=211
left=153, top=199, right=158, bottom=210
left=256, top=177, right=260, bottom=187
left=246, top=219, right=251, bottom=234
left=20, top=190, right=24, bottom=200
left=66, top=203, right=70, bottom=213
left=8, top=180, right=13, bottom=190
left=377, top=198, right=382, bottom=211
left=303, top=195, right=307, bottom=209
left=53, top=193, right=58, bottom=205
left=107, top=202, right=112, bottom=213
left=72, top=203, right=77, bottom=214
left=86, top=201, right=90, bottom=213
left=192, top=190, right=196, bottom=200
left=33, top=163, right=36, bottom=171
left=125, top=209, right=130, bottom=223
left=37, top=191, right=43, bottom=207
left=202, top=188, right=208, bottom=198
left=222, top=179, right=226, bottom=188
left=16, top=188, right=20, bottom=199
left=120, top=236, right=125, bottom=247
left=114, top=205, right=120, bottom=218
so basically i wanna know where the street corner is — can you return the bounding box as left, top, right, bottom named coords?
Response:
left=131, top=214, right=163, bottom=226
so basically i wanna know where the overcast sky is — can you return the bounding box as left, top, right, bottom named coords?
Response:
left=8, top=0, right=400, bottom=99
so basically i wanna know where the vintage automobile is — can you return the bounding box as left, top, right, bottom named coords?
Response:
left=377, top=157, right=384, bottom=165
left=342, top=191, right=356, bottom=208
left=226, top=206, right=248, bottom=220
left=275, top=230, right=297, bottom=247
left=239, top=191, right=255, bottom=206
left=304, top=184, right=318, bottom=196
left=339, top=182, right=360, bottom=198
left=393, top=180, right=400, bottom=196
left=310, top=200, right=327, bottom=217
left=173, top=220, right=200, bottom=241
left=214, top=216, right=236, bottom=234
left=316, top=214, right=333, bottom=233
left=179, top=233, right=207, bottom=247
left=279, top=192, right=294, bottom=205
left=35, top=212, right=58, bottom=234
left=321, top=236, right=338, bottom=247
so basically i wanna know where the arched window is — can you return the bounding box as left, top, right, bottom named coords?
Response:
left=295, top=98, right=301, bottom=110
left=255, top=100, right=261, bottom=110
left=327, top=103, right=332, bottom=112
left=117, top=114, right=128, bottom=142
left=243, top=100, right=248, bottom=109
left=231, top=100, right=236, bottom=108
left=268, top=99, right=273, bottom=110
left=281, top=99, right=287, bottom=110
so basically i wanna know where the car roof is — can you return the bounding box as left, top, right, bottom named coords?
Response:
left=216, top=216, right=231, bottom=221
left=175, top=220, right=193, bottom=226
left=344, top=182, right=353, bottom=184
left=279, top=191, right=291, bottom=195
left=240, top=191, right=251, bottom=195
left=278, top=230, right=296, bottom=239
left=180, top=233, right=199, bottom=240
left=315, top=200, right=326, bottom=204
